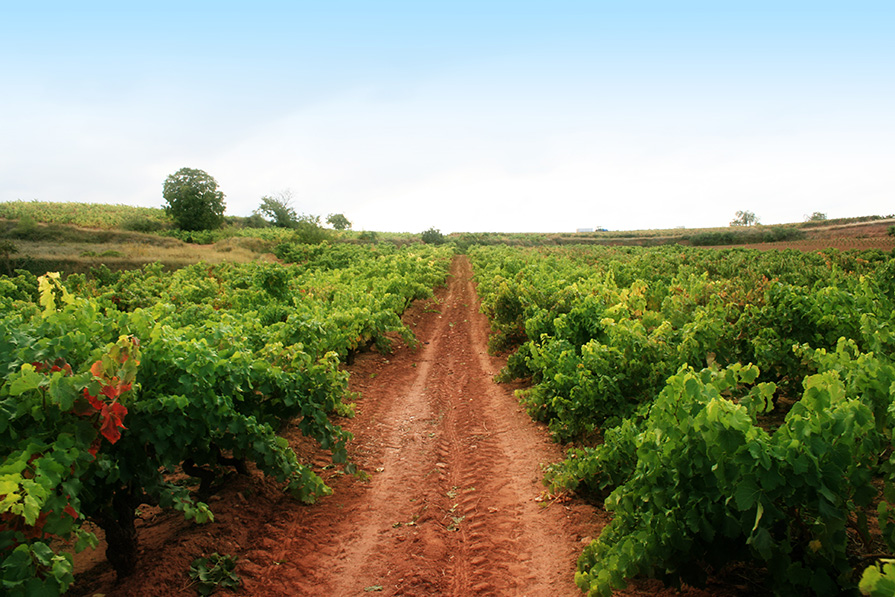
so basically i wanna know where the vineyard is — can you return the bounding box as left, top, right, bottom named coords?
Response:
left=2, top=210, right=895, bottom=596
left=470, top=244, right=895, bottom=596
left=0, top=242, right=453, bottom=595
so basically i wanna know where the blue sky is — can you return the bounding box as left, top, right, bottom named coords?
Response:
left=2, top=2, right=893, bottom=232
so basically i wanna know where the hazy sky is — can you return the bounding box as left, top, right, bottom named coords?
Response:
left=2, top=2, right=893, bottom=233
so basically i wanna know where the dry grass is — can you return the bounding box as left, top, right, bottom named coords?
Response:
left=6, top=236, right=274, bottom=275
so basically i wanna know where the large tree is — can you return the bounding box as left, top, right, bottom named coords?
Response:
left=163, top=167, right=226, bottom=231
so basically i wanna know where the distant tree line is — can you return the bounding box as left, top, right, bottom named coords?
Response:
left=161, top=168, right=352, bottom=244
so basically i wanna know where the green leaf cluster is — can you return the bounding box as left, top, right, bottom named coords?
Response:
left=1, top=243, right=453, bottom=587
left=188, top=553, right=240, bottom=595
left=162, top=167, right=226, bottom=231
left=470, top=244, right=895, bottom=595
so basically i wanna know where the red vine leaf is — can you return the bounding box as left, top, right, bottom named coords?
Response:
left=82, top=388, right=104, bottom=411
left=99, top=402, right=128, bottom=444
left=90, top=361, right=104, bottom=378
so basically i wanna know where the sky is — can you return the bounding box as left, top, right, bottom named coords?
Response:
left=2, top=2, right=893, bottom=233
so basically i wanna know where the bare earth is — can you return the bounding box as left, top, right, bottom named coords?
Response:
left=70, top=256, right=599, bottom=596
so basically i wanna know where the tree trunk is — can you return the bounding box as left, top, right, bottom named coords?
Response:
left=95, top=488, right=140, bottom=579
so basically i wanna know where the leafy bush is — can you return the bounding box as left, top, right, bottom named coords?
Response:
left=8, top=216, right=45, bottom=241
left=689, top=226, right=804, bottom=246
left=575, top=364, right=878, bottom=596
left=292, top=216, right=330, bottom=244
left=860, top=560, right=895, bottom=596
left=163, top=229, right=231, bottom=245
left=240, top=214, right=270, bottom=229
left=420, top=227, right=446, bottom=245
left=0, top=240, right=16, bottom=259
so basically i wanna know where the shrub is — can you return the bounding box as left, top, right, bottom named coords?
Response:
left=420, top=227, right=446, bottom=245
left=292, top=216, right=330, bottom=244
left=689, top=226, right=804, bottom=246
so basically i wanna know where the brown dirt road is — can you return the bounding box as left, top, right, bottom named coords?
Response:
left=244, top=254, right=596, bottom=596
left=71, top=255, right=597, bottom=596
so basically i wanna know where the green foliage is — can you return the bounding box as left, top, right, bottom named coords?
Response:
left=689, top=226, right=804, bottom=246
left=326, top=213, right=352, bottom=230
left=806, top=211, right=828, bottom=222
left=121, top=216, right=168, bottom=233
left=861, top=561, right=895, bottom=597
left=576, top=365, right=876, bottom=596
left=0, top=241, right=16, bottom=275
left=292, top=215, right=330, bottom=244
left=420, top=227, right=446, bottom=245
left=0, top=200, right=170, bottom=230
left=469, top=244, right=895, bottom=595
left=162, top=168, right=226, bottom=231
left=0, top=240, right=16, bottom=256
left=1, top=245, right=453, bottom=587
left=188, top=553, right=240, bottom=595
left=9, top=216, right=40, bottom=240
left=238, top=213, right=271, bottom=229
left=730, top=209, right=760, bottom=226
left=256, top=192, right=298, bottom=228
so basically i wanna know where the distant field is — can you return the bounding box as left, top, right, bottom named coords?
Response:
left=0, top=200, right=170, bottom=230
left=0, top=200, right=892, bottom=276
left=713, top=237, right=895, bottom=252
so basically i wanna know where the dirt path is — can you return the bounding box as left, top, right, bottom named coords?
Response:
left=70, top=255, right=596, bottom=596
left=239, top=255, right=595, bottom=596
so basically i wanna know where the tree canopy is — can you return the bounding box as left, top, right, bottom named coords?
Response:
left=730, top=210, right=759, bottom=227
left=326, top=213, right=352, bottom=230
left=162, top=168, right=226, bottom=231
left=256, top=192, right=298, bottom=228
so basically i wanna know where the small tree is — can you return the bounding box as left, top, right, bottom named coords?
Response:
left=805, top=212, right=828, bottom=222
left=420, top=227, right=446, bottom=244
left=326, top=213, right=352, bottom=230
left=256, top=190, right=298, bottom=228
left=730, top=210, right=759, bottom=227
left=162, top=168, right=226, bottom=231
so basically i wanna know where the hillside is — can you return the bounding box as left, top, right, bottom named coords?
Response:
left=1, top=200, right=893, bottom=276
